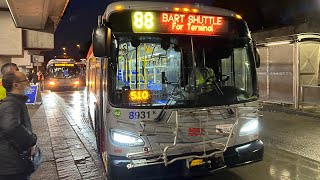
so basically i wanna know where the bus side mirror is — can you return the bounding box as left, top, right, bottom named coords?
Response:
left=92, top=27, right=111, bottom=57
left=253, top=40, right=260, bottom=68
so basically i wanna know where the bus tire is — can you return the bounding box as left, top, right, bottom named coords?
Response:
left=106, top=157, right=126, bottom=180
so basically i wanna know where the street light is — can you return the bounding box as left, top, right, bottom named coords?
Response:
left=76, top=44, right=80, bottom=48
left=63, top=52, right=67, bottom=56
left=62, top=47, right=66, bottom=51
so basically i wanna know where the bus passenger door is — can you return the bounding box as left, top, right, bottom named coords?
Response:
left=98, top=57, right=108, bottom=155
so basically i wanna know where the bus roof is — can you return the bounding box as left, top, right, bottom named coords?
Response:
left=103, top=1, right=238, bottom=20
left=48, top=59, right=75, bottom=63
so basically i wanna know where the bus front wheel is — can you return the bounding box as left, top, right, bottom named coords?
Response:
left=106, top=156, right=129, bottom=180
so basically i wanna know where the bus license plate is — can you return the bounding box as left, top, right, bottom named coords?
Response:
left=190, top=159, right=203, bottom=167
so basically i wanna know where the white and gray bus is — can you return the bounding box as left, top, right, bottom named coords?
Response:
left=87, top=1, right=263, bottom=179
left=46, top=59, right=85, bottom=90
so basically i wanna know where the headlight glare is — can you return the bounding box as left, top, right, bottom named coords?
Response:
left=110, top=129, right=144, bottom=146
left=239, top=119, right=259, bottom=136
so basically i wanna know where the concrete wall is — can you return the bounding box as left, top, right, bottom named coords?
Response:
left=23, top=29, right=54, bottom=50
left=0, top=11, right=23, bottom=56
left=12, top=50, right=31, bottom=67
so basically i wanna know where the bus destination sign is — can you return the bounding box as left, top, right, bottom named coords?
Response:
left=132, top=11, right=228, bottom=36
left=54, top=63, right=75, bottom=67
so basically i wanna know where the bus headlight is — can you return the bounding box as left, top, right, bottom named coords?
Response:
left=74, top=81, right=79, bottom=85
left=49, top=81, right=55, bottom=85
left=239, top=119, right=259, bottom=136
left=110, top=129, right=144, bottom=146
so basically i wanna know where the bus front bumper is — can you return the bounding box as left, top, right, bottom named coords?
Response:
left=107, top=140, right=263, bottom=179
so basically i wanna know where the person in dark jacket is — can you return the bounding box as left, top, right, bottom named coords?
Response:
left=0, top=71, right=37, bottom=180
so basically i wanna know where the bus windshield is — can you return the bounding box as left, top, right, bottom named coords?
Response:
left=48, top=66, right=79, bottom=78
left=109, top=34, right=258, bottom=108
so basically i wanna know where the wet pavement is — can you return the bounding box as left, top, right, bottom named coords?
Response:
left=29, top=90, right=320, bottom=180
left=30, top=90, right=105, bottom=180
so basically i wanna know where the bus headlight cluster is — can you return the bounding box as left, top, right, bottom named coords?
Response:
left=110, top=129, right=144, bottom=146
left=49, top=81, right=55, bottom=85
left=74, top=81, right=79, bottom=85
left=239, top=119, right=259, bottom=136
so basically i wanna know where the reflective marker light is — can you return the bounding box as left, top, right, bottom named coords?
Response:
left=235, top=14, right=242, bottom=20
left=115, top=5, right=124, bottom=10
left=173, top=7, right=180, bottom=11
left=110, top=129, right=144, bottom=146
left=192, top=8, right=199, bottom=13
left=74, top=81, right=79, bottom=85
left=183, top=8, right=190, bottom=12
left=239, top=119, right=259, bottom=136
left=49, top=81, right=55, bottom=85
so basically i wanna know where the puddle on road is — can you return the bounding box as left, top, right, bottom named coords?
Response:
left=193, top=146, right=320, bottom=180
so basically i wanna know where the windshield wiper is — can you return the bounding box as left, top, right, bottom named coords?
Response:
left=154, top=77, right=182, bottom=122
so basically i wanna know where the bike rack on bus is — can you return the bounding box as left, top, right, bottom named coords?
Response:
left=126, top=107, right=243, bottom=169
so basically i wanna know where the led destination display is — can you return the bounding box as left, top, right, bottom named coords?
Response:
left=131, top=11, right=228, bottom=36
left=54, top=63, right=75, bottom=67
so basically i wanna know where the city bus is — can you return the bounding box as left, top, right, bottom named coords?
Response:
left=87, top=1, right=263, bottom=179
left=46, top=59, right=85, bottom=90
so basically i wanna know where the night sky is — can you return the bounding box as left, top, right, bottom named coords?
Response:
left=46, top=0, right=320, bottom=61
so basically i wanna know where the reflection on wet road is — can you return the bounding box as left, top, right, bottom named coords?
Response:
left=52, top=90, right=320, bottom=180
left=196, top=146, right=320, bottom=180
left=51, top=90, right=97, bottom=151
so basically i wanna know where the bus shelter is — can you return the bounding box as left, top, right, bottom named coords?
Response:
left=256, top=33, right=320, bottom=109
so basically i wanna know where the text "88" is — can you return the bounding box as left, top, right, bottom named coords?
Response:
left=133, top=12, right=154, bottom=29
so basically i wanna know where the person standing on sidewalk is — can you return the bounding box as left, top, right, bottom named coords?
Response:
left=0, top=71, right=37, bottom=180
left=0, top=63, right=19, bottom=100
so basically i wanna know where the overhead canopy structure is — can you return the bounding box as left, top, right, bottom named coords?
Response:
left=0, top=0, right=69, bottom=72
left=1, top=0, right=69, bottom=30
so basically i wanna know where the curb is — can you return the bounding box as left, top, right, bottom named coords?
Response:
left=261, top=104, right=320, bottom=119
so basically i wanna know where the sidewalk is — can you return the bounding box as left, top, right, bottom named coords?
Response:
left=28, top=92, right=106, bottom=180
left=261, top=102, right=320, bottom=119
